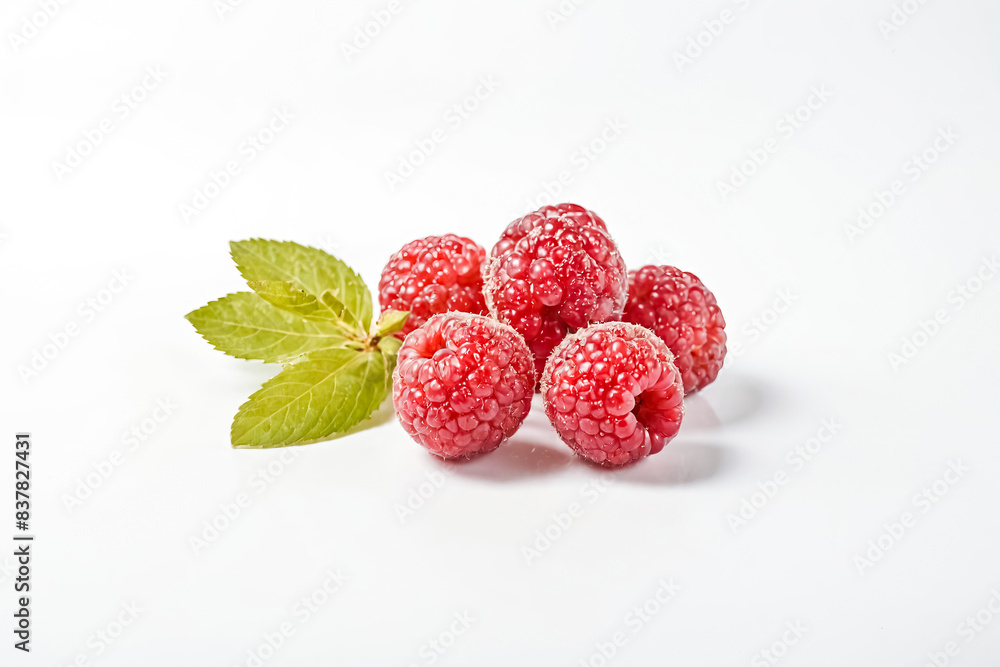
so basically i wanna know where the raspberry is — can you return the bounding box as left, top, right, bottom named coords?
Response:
left=541, top=322, right=684, bottom=466
left=484, top=212, right=627, bottom=379
left=392, top=313, right=536, bottom=460
left=378, top=235, right=488, bottom=337
left=491, top=203, right=607, bottom=259
left=623, top=265, right=727, bottom=395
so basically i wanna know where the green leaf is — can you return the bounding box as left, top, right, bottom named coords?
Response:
left=247, top=280, right=329, bottom=320
left=248, top=280, right=365, bottom=335
left=185, top=292, right=350, bottom=363
left=375, top=310, right=409, bottom=338
left=230, top=346, right=395, bottom=448
left=230, top=239, right=373, bottom=330
left=377, top=334, right=403, bottom=358
left=318, top=290, right=366, bottom=335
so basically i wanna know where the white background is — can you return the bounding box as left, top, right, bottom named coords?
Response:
left=3, top=0, right=1000, bottom=665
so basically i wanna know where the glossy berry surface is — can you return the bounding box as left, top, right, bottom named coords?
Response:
left=484, top=213, right=627, bottom=378
left=541, top=322, right=684, bottom=466
left=623, top=265, right=727, bottom=395
left=392, top=313, right=536, bottom=460
left=378, top=234, right=488, bottom=337
left=491, top=203, right=607, bottom=259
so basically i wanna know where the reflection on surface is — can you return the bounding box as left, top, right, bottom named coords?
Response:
left=442, top=438, right=573, bottom=482
left=699, top=374, right=770, bottom=426
left=614, top=442, right=733, bottom=485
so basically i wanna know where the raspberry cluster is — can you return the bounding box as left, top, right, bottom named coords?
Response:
left=383, top=203, right=727, bottom=465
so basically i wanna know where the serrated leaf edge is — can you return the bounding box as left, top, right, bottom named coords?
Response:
left=230, top=348, right=393, bottom=449
left=184, top=292, right=353, bottom=363
left=229, top=238, right=372, bottom=330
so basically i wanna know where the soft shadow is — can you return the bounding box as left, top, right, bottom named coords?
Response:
left=614, top=442, right=733, bottom=486
left=680, top=394, right=721, bottom=430
left=446, top=394, right=572, bottom=481
left=700, top=374, right=771, bottom=426
left=445, top=438, right=573, bottom=481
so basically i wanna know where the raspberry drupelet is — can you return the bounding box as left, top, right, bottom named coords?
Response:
left=378, top=234, right=488, bottom=338
left=491, top=203, right=607, bottom=260
left=541, top=322, right=684, bottom=466
left=623, top=265, right=726, bottom=394
left=484, top=209, right=627, bottom=379
left=392, top=313, right=536, bottom=460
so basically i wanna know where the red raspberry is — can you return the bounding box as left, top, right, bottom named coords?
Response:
left=378, top=235, right=488, bottom=338
left=623, top=265, right=727, bottom=395
left=392, top=313, right=536, bottom=460
left=484, top=213, right=627, bottom=379
left=491, top=203, right=607, bottom=259
left=541, top=322, right=684, bottom=466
